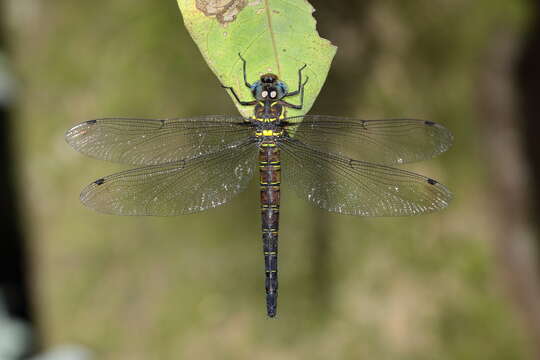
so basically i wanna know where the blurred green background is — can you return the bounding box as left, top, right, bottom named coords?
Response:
left=2, top=0, right=539, bottom=359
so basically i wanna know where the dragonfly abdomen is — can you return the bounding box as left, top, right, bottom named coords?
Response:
left=259, top=141, right=281, bottom=318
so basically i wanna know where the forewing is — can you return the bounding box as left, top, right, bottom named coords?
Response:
left=284, top=116, right=453, bottom=165
left=66, top=116, right=252, bottom=165
left=279, top=138, right=452, bottom=216
left=80, top=139, right=258, bottom=215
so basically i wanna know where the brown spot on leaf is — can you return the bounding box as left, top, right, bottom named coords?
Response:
left=196, top=0, right=247, bottom=24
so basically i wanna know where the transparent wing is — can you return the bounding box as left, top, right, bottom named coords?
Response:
left=66, top=116, right=252, bottom=165
left=279, top=138, right=452, bottom=216
left=283, top=116, right=453, bottom=165
left=80, top=139, right=258, bottom=215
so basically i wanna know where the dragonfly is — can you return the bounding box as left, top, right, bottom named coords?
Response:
left=65, top=54, right=453, bottom=318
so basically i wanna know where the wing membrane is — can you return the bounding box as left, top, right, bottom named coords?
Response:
left=279, top=138, right=452, bottom=216
left=66, top=116, right=251, bottom=165
left=80, top=139, right=258, bottom=215
left=284, top=116, right=453, bottom=165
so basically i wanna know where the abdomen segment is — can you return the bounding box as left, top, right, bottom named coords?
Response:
left=259, top=143, right=281, bottom=317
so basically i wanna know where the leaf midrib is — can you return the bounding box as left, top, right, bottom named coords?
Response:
left=264, top=0, right=281, bottom=75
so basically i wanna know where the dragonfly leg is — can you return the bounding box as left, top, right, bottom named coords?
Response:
left=238, top=53, right=252, bottom=89
left=283, top=64, right=307, bottom=97
left=280, top=76, right=309, bottom=110
left=221, top=85, right=258, bottom=106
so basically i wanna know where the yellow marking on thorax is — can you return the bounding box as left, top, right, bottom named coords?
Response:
left=252, top=114, right=279, bottom=123
left=255, top=129, right=284, bottom=136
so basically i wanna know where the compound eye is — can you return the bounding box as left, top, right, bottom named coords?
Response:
left=270, top=91, right=277, bottom=98
left=261, top=90, right=268, bottom=98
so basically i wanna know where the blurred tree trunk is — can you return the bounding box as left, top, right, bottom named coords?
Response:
left=0, top=11, right=37, bottom=356
left=477, top=6, right=540, bottom=358
left=519, top=3, right=540, bottom=262
left=513, top=1, right=540, bottom=356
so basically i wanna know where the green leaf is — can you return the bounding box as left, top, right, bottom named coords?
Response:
left=177, top=0, right=336, bottom=117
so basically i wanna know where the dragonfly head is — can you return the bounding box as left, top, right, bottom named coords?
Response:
left=251, top=73, right=289, bottom=101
